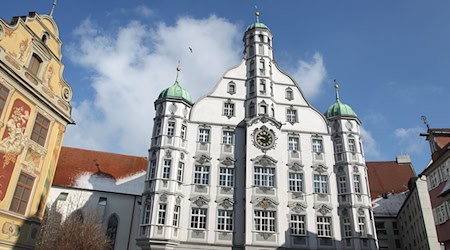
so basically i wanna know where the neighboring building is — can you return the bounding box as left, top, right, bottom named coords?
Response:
left=397, top=176, right=440, bottom=250
left=368, top=156, right=441, bottom=250
left=368, top=156, right=416, bottom=250
left=420, top=128, right=450, bottom=249
left=46, top=147, right=147, bottom=250
left=0, top=12, right=73, bottom=249
left=137, top=13, right=377, bottom=250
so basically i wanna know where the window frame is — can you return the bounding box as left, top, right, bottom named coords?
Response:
left=177, top=162, right=184, bottom=182
left=0, top=83, right=10, bottom=117
left=167, top=121, right=175, bottom=137
left=9, top=172, right=34, bottom=215
left=254, top=166, right=275, bottom=188
left=290, top=214, right=306, bottom=236
left=222, top=130, right=234, bottom=145
left=190, top=208, right=208, bottom=229
left=219, top=167, right=234, bottom=187
left=157, top=203, right=167, bottom=225
left=28, top=53, right=43, bottom=76
left=288, top=172, right=303, bottom=192
left=313, top=174, right=328, bottom=194
left=312, top=138, right=323, bottom=153
left=217, top=209, right=233, bottom=231
left=353, top=174, right=361, bottom=194
left=254, top=210, right=276, bottom=232
left=286, top=108, right=297, bottom=123
left=31, top=113, right=51, bottom=147
left=223, top=102, right=235, bottom=117
left=173, top=205, right=181, bottom=227
left=162, top=159, right=171, bottom=179
left=288, top=136, right=300, bottom=151
left=358, top=216, right=367, bottom=237
left=317, top=216, right=332, bottom=237
left=194, top=165, right=210, bottom=185
left=198, top=128, right=210, bottom=143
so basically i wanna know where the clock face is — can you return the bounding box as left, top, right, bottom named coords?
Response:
left=255, top=129, right=275, bottom=148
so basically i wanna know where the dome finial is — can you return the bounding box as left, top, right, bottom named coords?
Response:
left=175, top=60, right=181, bottom=83
left=334, top=79, right=340, bottom=101
left=255, top=5, right=260, bottom=23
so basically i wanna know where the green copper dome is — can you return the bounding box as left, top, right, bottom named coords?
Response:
left=158, top=81, right=192, bottom=103
left=324, top=84, right=357, bottom=118
left=246, top=11, right=271, bottom=32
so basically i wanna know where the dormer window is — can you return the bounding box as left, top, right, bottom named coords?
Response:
left=285, top=88, right=294, bottom=101
left=227, top=81, right=236, bottom=95
left=29, top=53, right=42, bottom=76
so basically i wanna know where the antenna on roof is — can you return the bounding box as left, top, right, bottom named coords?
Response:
left=421, top=115, right=430, bottom=130
left=49, top=0, right=57, bottom=17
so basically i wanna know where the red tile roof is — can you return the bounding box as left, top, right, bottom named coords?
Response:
left=53, top=147, right=147, bottom=187
left=367, top=161, right=416, bottom=199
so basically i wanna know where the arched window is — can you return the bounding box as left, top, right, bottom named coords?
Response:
left=285, top=88, right=294, bottom=100
left=41, top=32, right=49, bottom=44
left=106, top=214, right=119, bottom=249
left=227, top=81, right=236, bottom=94
left=29, top=53, right=43, bottom=76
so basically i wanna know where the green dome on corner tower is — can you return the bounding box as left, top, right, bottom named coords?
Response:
left=158, top=67, right=192, bottom=103
left=325, top=83, right=357, bottom=118
left=246, top=11, right=271, bottom=32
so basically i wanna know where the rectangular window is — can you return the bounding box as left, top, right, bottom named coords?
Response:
left=219, top=167, right=234, bottom=187
left=338, top=176, right=347, bottom=194
left=199, top=128, right=210, bottom=143
left=290, top=214, right=306, bottom=235
left=358, top=216, right=367, bottom=237
left=254, top=167, right=275, bottom=187
left=167, top=121, right=175, bottom=136
left=191, top=208, right=207, bottom=229
left=157, top=203, right=167, bottom=225
left=312, top=139, right=323, bottom=153
left=31, top=113, right=50, bottom=146
left=177, top=162, right=184, bottom=182
left=181, top=124, right=187, bottom=139
left=288, top=137, right=299, bottom=151
left=173, top=205, right=181, bottom=227
left=217, top=210, right=233, bottom=231
left=9, top=172, right=34, bottom=215
left=348, top=138, right=356, bottom=153
left=343, top=217, right=352, bottom=237
left=29, top=54, right=42, bottom=75
left=162, top=159, right=171, bottom=179
left=254, top=210, right=276, bottom=232
left=287, top=109, right=297, bottom=123
left=249, top=104, right=255, bottom=116
left=194, top=165, right=209, bottom=185
left=222, top=130, right=234, bottom=145
left=143, top=204, right=151, bottom=224
left=149, top=160, right=157, bottom=179
left=289, top=172, right=303, bottom=192
left=437, top=203, right=448, bottom=224
left=155, top=122, right=161, bottom=136
left=317, top=216, right=332, bottom=237
left=354, top=175, right=361, bottom=194
left=314, top=175, right=328, bottom=194
left=0, top=84, right=10, bottom=116
left=223, top=103, right=235, bottom=117
left=335, top=139, right=343, bottom=152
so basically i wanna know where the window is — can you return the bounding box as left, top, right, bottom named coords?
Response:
left=249, top=80, right=255, bottom=93
left=162, top=159, right=171, bottom=179
left=143, top=203, right=151, bottom=224
left=312, top=138, right=323, bottom=153
left=155, top=122, right=161, bottom=136
left=353, top=175, right=361, bottom=194
left=289, top=172, right=303, bottom=192
left=338, top=176, right=347, bottom=194
left=227, top=82, right=236, bottom=94
left=260, top=59, right=266, bottom=75
left=177, top=162, right=184, bottom=182
left=335, top=139, right=343, bottom=152
left=259, top=103, right=267, bottom=115
left=181, top=125, right=187, bottom=140
left=167, top=121, right=175, bottom=136
left=358, top=216, right=367, bottom=237
left=314, top=175, right=328, bottom=194
left=217, top=210, right=233, bottom=231
left=290, top=214, right=306, bottom=235
left=259, top=34, right=264, bottom=42
left=29, top=53, right=42, bottom=75
left=348, top=138, right=356, bottom=153
left=286, top=88, right=293, bottom=100
left=343, top=216, right=352, bottom=237
left=31, top=113, right=50, bottom=146
left=149, top=160, right=156, bottom=179
left=157, top=203, right=167, bottom=225
left=194, top=165, right=209, bottom=185
left=317, top=216, right=332, bottom=237
left=260, top=80, right=266, bottom=93
left=10, top=172, right=34, bottom=215
left=106, top=214, right=119, bottom=250
left=0, top=84, right=10, bottom=116
left=191, top=208, right=207, bottom=229
left=173, top=205, right=181, bottom=227
left=223, top=102, right=235, bottom=117
left=286, top=109, right=297, bottom=123
left=219, top=167, right=234, bottom=187
left=199, top=128, right=210, bottom=143
left=222, top=130, right=234, bottom=145
left=254, top=167, right=275, bottom=187
left=288, top=137, right=299, bottom=151
left=249, top=102, right=255, bottom=116
left=41, top=33, right=48, bottom=44
left=437, top=203, right=448, bottom=224
left=254, top=210, right=276, bottom=232
left=258, top=44, right=264, bottom=55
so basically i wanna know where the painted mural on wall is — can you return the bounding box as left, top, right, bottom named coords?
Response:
left=0, top=99, right=31, bottom=201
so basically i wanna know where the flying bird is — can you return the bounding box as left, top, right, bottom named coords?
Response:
left=189, top=47, right=193, bottom=53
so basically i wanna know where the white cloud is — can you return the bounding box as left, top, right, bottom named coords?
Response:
left=360, top=126, right=381, bottom=158
left=134, top=5, right=153, bottom=18
left=64, top=15, right=241, bottom=155
left=292, top=52, right=327, bottom=99
left=394, top=127, right=424, bottom=154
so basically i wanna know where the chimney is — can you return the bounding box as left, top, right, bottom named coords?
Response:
left=396, top=155, right=411, bottom=164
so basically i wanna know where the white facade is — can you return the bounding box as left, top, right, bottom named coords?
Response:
left=137, top=17, right=376, bottom=250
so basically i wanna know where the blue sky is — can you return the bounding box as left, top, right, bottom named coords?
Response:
left=1, top=1, right=449, bottom=173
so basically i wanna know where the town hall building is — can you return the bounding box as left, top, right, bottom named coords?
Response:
left=137, top=13, right=377, bottom=250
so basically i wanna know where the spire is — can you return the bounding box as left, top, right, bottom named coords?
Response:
left=256, top=11, right=260, bottom=23
left=334, top=79, right=340, bottom=101
left=175, top=61, right=181, bottom=84
left=49, top=0, right=57, bottom=17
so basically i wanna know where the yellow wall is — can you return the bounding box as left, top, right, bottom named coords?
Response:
left=0, top=12, right=72, bottom=249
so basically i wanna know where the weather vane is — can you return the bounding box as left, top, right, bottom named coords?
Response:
left=421, top=115, right=430, bottom=130
left=49, top=0, right=57, bottom=17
